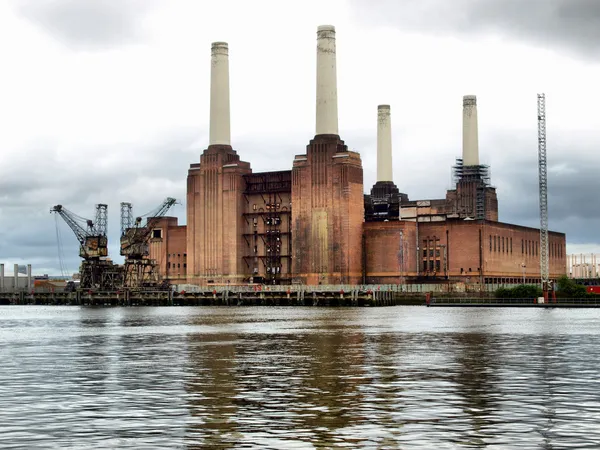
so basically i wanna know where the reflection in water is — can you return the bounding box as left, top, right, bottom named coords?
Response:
left=452, top=333, right=500, bottom=447
left=185, top=333, right=239, bottom=447
left=2, top=306, right=600, bottom=448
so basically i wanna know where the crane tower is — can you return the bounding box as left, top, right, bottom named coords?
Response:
left=120, top=198, right=177, bottom=289
left=537, top=93, right=549, bottom=292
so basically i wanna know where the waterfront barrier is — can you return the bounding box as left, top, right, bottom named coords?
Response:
left=427, top=297, right=600, bottom=307
left=0, top=286, right=423, bottom=307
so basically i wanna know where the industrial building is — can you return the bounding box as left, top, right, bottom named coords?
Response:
left=149, top=25, right=567, bottom=287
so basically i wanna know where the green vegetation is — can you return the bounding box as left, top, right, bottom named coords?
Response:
left=495, top=284, right=543, bottom=299
left=495, top=276, right=599, bottom=299
left=555, top=275, right=588, bottom=298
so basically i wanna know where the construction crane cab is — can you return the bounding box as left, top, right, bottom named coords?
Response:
left=51, top=203, right=121, bottom=290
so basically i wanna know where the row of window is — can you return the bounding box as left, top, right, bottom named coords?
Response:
left=167, top=253, right=186, bottom=259
left=490, top=235, right=513, bottom=254
left=423, top=260, right=441, bottom=272
left=167, top=263, right=186, bottom=269
left=490, top=236, right=563, bottom=259
left=522, top=239, right=538, bottom=257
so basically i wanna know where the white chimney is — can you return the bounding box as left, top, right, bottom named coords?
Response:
left=209, top=42, right=231, bottom=146
left=462, top=95, right=479, bottom=166
left=315, top=25, right=338, bottom=136
left=377, top=105, right=393, bottom=182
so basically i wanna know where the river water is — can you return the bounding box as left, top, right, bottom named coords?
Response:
left=1, top=306, right=599, bottom=449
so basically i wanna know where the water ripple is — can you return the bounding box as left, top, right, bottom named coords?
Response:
left=1, top=306, right=600, bottom=448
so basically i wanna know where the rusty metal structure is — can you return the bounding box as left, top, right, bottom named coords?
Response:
left=120, top=198, right=177, bottom=289
left=51, top=203, right=122, bottom=289
left=242, top=171, right=292, bottom=285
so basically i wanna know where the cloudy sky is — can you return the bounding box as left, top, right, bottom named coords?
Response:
left=1, top=0, right=599, bottom=275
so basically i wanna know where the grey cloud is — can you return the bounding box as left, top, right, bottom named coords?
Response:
left=350, top=0, right=600, bottom=59
left=0, top=128, right=198, bottom=274
left=12, top=0, right=159, bottom=50
left=481, top=132, right=600, bottom=243
left=352, top=124, right=600, bottom=246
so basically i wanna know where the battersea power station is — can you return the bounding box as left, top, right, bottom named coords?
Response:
left=149, top=25, right=567, bottom=287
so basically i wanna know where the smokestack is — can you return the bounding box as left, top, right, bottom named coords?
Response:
left=209, top=42, right=231, bottom=146
left=13, top=264, right=18, bottom=290
left=462, top=95, right=479, bottom=166
left=315, top=25, right=338, bottom=136
left=377, top=105, right=393, bottom=182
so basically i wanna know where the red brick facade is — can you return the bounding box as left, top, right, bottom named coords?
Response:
left=148, top=216, right=187, bottom=283
left=291, top=135, right=364, bottom=284
left=363, top=219, right=566, bottom=285
left=186, top=145, right=251, bottom=285
left=363, top=221, right=418, bottom=283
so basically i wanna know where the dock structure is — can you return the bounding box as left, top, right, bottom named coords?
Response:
left=0, top=285, right=424, bottom=307
left=427, top=296, right=600, bottom=308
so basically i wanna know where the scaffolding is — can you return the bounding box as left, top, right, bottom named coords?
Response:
left=242, top=171, right=292, bottom=284
left=452, top=158, right=492, bottom=220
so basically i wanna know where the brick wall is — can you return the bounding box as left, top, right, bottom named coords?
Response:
left=148, top=217, right=187, bottom=283
left=292, top=135, right=364, bottom=285
left=186, top=145, right=251, bottom=285
left=363, top=221, right=417, bottom=284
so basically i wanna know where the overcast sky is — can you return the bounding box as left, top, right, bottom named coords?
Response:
left=1, top=0, right=599, bottom=275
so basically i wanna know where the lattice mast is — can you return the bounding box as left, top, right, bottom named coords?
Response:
left=95, top=204, right=108, bottom=236
left=537, top=93, right=549, bottom=291
left=120, top=202, right=133, bottom=236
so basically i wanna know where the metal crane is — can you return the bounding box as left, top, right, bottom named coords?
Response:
left=537, top=93, right=550, bottom=296
left=120, top=197, right=177, bottom=288
left=51, top=203, right=121, bottom=289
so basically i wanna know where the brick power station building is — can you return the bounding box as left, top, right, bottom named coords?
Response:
left=150, top=26, right=567, bottom=288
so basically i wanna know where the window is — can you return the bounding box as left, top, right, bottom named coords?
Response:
left=183, top=263, right=186, bottom=268
left=435, top=260, right=440, bottom=272
left=510, top=237, right=513, bottom=254
left=152, top=229, right=162, bottom=239
left=177, top=263, right=180, bottom=268
left=490, top=235, right=492, bottom=252
left=429, top=260, right=434, bottom=272
left=521, top=239, right=524, bottom=254
left=502, top=237, right=505, bottom=253
left=494, top=237, right=497, bottom=252
left=423, top=261, right=428, bottom=272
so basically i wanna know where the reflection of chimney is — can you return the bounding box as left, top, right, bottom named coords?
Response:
left=462, top=95, right=479, bottom=166
left=209, top=42, right=231, bottom=146
left=315, top=25, right=338, bottom=136
left=377, top=105, right=393, bottom=182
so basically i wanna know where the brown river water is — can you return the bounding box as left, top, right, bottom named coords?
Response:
left=1, top=306, right=600, bottom=449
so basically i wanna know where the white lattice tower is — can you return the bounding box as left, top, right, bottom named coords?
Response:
left=537, top=94, right=549, bottom=289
